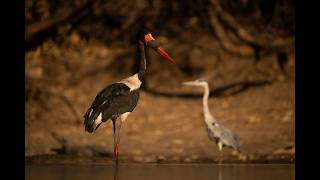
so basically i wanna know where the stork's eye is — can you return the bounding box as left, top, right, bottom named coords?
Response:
left=144, top=33, right=155, bottom=44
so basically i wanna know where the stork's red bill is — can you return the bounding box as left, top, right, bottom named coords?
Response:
left=144, top=33, right=175, bottom=64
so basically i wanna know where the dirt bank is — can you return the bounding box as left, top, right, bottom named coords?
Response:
left=26, top=31, right=295, bottom=164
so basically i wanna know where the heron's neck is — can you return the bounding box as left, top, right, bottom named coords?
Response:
left=138, top=41, right=147, bottom=81
left=202, top=84, right=214, bottom=121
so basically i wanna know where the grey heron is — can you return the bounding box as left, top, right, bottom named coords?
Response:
left=183, top=80, right=241, bottom=152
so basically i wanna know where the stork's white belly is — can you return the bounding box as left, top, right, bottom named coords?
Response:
left=120, top=112, right=130, bottom=122
left=119, top=73, right=141, bottom=91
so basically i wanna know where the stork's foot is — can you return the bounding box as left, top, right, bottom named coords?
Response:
left=114, top=144, right=120, bottom=158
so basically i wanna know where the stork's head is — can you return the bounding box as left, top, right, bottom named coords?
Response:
left=138, top=29, right=175, bottom=64
left=182, top=79, right=209, bottom=87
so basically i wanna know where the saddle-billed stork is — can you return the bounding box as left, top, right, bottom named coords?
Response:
left=83, top=29, right=175, bottom=159
left=183, top=80, right=240, bottom=152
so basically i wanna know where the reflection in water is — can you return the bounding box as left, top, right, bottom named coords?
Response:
left=219, top=165, right=223, bottom=180
left=26, top=163, right=294, bottom=180
left=113, top=159, right=118, bottom=180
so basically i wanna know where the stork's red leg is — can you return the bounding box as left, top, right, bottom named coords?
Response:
left=114, top=144, right=119, bottom=157
left=112, top=119, right=117, bottom=158
left=113, top=119, right=123, bottom=160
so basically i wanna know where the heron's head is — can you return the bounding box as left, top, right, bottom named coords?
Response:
left=138, top=28, right=175, bottom=64
left=182, top=79, right=209, bottom=87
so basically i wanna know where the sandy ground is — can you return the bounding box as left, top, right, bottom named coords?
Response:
left=25, top=36, right=295, bottom=164
left=26, top=79, right=295, bottom=164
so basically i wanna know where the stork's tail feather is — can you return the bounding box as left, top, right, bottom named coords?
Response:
left=83, top=108, right=100, bottom=133
left=85, top=124, right=95, bottom=133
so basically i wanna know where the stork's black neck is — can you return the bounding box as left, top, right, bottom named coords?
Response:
left=137, top=40, right=147, bottom=81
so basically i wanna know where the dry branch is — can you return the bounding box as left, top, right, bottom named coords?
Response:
left=208, top=13, right=254, bottom=56
left=211, top=0, right=294, bottom=50
left=26, top=0, right=96, bottom=42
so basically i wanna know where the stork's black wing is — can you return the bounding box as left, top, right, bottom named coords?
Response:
left=84, top=83, right=139, bottom=129
left=91, top=83, right=130, bottom=109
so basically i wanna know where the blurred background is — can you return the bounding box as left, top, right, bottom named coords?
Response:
left=25, top=0, right=294, bottom=163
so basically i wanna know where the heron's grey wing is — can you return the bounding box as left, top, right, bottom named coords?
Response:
left=208, top=123, right=240, bottom=150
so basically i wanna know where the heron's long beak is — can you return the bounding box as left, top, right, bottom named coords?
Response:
left=145, top=33, right=175, bottom=64
left=182, top=81, right=198, bottom=86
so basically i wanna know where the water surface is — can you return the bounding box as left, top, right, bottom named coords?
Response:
left=26, top=163, right=294, bottom=180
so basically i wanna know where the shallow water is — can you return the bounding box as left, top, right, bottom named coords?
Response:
left=26, top=163, right=294, bottom=180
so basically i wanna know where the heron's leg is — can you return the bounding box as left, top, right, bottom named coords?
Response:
left=218, top=150, right=222, bottom=165
left=218, top=142, right=223, bottom=164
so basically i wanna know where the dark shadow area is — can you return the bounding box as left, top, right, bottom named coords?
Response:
left=144, top=80, right=272, bottom=98
left=26, top=0, right=294, bottom=163
left=26, top=0, right=97, bottom=51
